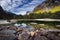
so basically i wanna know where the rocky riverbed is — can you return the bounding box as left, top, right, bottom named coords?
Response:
left=0, top=24, right=60, bottom=40
left=17, top=30, right=60, bottom=40
left=0, top=29, right=60, bottom=40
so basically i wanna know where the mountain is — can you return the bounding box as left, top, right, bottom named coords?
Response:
left=0, top=6, right=15, bottom=19
left=33, top=0, right=60, bottom=13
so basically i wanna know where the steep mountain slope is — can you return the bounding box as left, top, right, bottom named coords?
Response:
left=0, top=6, right=15, bottom=19
left=33, top=0, right=60, bottom=13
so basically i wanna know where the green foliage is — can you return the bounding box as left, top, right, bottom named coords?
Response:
left=20, top=11, right=60, bottom=19
left=31, top=24, right=59, bottom=30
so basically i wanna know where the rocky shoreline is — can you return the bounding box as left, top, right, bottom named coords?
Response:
left=0, top=29, right=60, bottom=40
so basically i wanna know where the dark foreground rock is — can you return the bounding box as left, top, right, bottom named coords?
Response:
left=0, top=29, right=17, bottom=40
left=0, top=30, right=60, bottom=40
left=18, top=30, right=60, bottom=40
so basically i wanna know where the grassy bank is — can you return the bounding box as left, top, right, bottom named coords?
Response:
left=31, top=24, right=57, bottom=30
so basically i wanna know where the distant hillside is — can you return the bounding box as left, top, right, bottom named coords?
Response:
left=33, top=0, right=60, bottom=13
left=0, top=6, right=15, bottom=19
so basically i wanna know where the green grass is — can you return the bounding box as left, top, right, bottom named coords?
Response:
left=31, top=24, right=60, bottom=30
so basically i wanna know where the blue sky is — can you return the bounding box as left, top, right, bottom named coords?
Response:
left=0, top=0, right=45, bottom=15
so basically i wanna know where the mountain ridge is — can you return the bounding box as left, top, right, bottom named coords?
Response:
left=33, top=0, right=60, bottom=13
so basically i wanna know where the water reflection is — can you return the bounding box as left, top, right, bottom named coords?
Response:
left=20, top=23, right=27, bottom=28
left=14, top=23, right=34, bottom=32
left=14, top=23, right=20, bottom=27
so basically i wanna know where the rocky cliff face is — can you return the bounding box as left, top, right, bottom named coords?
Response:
left=33, top=0, right=60, bottom=13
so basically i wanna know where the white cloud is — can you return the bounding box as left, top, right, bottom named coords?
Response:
left=14, top=11, right=26, bottom=15
left=0, top=0, right=45, bottom=15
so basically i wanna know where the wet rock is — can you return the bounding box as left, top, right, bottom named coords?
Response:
left=58, top=33, right=60, bottom=37
left=18, top=32, right=29, bottom=40
left=0, top=29, right=17, bottom=40
left=0, top=27, right=60, bottom=40
left=18, top=30, right=60, bottom=40
left=47, top=32, right=60, bottom=40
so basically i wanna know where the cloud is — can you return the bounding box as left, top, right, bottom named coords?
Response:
left=16, top=11, right=26, bottom=15
left=0, top=0, right=45, bottom=15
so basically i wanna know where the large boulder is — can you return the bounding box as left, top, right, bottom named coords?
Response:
left=0, top=29, right=17, bottom=40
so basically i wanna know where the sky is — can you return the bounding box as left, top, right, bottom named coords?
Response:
left=0, top=0, right=45, bottom=15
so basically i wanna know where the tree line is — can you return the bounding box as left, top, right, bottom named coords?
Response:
left=20, top=11, right=60, bottom=19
